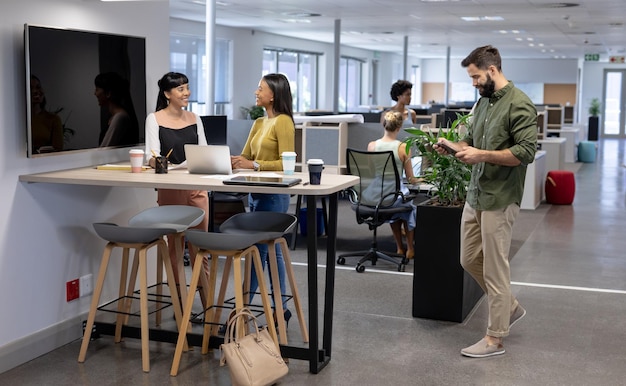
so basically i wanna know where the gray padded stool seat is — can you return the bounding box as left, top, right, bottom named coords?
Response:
left=78, top=223, right=184, bottom=373
left=170, top=230, right=278, bottom=376
left=219, top=212, right=308, bottom=345
left=129, top=205, right=206, bottom=317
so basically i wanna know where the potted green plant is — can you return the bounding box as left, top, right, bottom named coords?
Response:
left=404, top=112, right=472, bottom=207
left=404, top=112, right=483, bottom=323
left=240, top=105, right=265, bottom=120
left=587, top=97, right=600, bottom=140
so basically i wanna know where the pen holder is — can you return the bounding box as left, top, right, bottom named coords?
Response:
left=155, top=156, right=168, bottom=174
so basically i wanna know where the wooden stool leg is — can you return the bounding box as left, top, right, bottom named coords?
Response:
left=138, top=247, right=150, bottom=372
left=247, top=246, right=278, bottom=347
left=171, top=233, right=190, bottom=331
left=159, top=240, right=187, bottom=352
left=202, top=252, right=220, bottom=353
left=266, top=241, right=287, bottom=346
left=155, top=241, right=164, bottom=326
left=243, top=251, right=252, bottom=304
left=121, top=249, right=141, bottom=326
left=232, top=253, right=245, bottom=310
left=78, top=243, right=113, bottom=363
left=278, top=238, right=309, bottom=343
left=114, top=247, right=130, bottom=343
left=213, top=256, right=232, bottom=328
left=170, top=250, right=205, bottom=376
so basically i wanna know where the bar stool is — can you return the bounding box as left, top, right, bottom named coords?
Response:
left=219, top=212, right=309, bottom=346
left=128, top=205, right=207, bottom=322
left=78, top=222, right=184, bottom=373
left=170, top=230, right=278, bottom=376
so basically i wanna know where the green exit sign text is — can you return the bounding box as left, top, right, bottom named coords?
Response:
left=585, top=54, right=600, bottom=61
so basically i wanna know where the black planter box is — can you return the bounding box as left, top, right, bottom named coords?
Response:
left=412, top=202, right=484, bottom=323
left=588, top=116, right=599, bottom=141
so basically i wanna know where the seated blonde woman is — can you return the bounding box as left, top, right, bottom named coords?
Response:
left=367, top=111, right=418, bottom=259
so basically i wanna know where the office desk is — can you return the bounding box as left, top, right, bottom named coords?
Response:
left=546, top=127, right=580, bottom=163
left=19, top=167, right=359, bottom=374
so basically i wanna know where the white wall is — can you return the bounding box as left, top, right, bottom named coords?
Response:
left=421, top=58, right=579, bottom=83
left=0, top=0, right=170, bottom=373
left=580, top=61, right=626, bottom=123
left=170, top=18, right=421, bottom=115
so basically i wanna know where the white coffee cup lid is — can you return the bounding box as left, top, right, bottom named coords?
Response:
left=282, top=151, right=297, bottom=157
left=129, top=149, right=144, bottom=154
left=307, top=158, right=324, bottom=165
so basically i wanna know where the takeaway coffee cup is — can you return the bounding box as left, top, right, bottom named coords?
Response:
left=307, top=159, right=324, bottom=185
left=154, top=156, right=168, bottom=174
left=281, top=151, right=297, bottom=175
left=129, top=149, right=144, bottom=173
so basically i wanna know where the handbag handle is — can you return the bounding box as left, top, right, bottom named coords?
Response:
left=223, top=307, right=262, bottom=344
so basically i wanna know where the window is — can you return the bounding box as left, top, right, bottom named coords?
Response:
left=339, top=56, right=363, bottom=112
left=170, top=34, right=232, bottom=115
left=263, top=48, right=319, bottom=112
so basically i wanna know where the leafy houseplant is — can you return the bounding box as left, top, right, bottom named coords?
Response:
left=404, top=113, right=472, bottom=207
left=588, top=97, right=601, bottom=117
left=240, top=105, right=265, bottom=120
left=587, top=98, right=600, bottom=140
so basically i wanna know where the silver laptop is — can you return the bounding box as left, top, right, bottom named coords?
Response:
left=184, top=144, right=233, bottom=175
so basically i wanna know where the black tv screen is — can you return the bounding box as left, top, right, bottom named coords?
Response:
left=25, top=24, right=146, bottom=157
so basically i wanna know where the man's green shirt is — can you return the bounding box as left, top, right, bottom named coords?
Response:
left=462, top=81, right=537, bottom=210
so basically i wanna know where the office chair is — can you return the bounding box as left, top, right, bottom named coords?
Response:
left=337, top=148, right=414, bottom=272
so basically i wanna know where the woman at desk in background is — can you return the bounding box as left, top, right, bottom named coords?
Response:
left=30, top=75, right=64, bottom=153
left=230, top=73, right=295, bottom=326
left=144, top=72, right=209, bottom=286
left=94, top=72, right=140, bottom=147
left=369, top=110, right=418, bottom=260
left=380, top=80, right=417, bottom=126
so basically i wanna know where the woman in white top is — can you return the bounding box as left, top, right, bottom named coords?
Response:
left=144, top=72, right=209, bottom=288
left=368, top=111, right=419, bottom=259
left=380, top=80, right=417, bottom=126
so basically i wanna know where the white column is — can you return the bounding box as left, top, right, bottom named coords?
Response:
left=333, top=19, right=341, bottom=114
left=205, top=0, right=216, bottom=114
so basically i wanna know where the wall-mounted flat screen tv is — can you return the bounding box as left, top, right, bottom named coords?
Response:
left=25, top=24, right=146, bottom=157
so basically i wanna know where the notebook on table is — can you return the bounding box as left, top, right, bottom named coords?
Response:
left=222, top=175, right=302, bottom=188
left=184, top=144, right=233, bottom=175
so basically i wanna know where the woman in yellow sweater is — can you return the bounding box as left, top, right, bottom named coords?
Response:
left=231, top=73, right=295, bottom=326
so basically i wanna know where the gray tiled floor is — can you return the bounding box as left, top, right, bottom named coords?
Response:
left=2, top=138, right=625, bottom=385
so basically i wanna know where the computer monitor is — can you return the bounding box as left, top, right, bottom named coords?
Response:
left=200, top=115, right=227, bottom=145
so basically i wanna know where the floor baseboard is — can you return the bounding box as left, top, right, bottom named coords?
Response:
left=0, top=314, right=86, bottom=374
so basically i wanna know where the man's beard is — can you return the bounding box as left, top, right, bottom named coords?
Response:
left=478, top=74, right=496, bottom=97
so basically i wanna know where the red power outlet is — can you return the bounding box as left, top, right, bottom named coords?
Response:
left=66, top=279, right=80, bottom=302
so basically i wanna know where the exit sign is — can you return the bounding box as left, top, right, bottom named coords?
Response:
left=610, top=56, right=625, bottom=63
left=585, top=54, right=600, bottom=61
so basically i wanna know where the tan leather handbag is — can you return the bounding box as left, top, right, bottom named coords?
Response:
left=220, top=308, right=288, bottom=386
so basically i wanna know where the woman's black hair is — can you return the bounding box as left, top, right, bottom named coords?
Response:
left=390, top=80, right=413, bottom=101
left=262, top=73, right=294, bottom=122
left=156, top=72, right=189, bottom=111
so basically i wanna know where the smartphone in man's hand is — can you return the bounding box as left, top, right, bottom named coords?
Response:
left=436, top=142, right=457, bottom=155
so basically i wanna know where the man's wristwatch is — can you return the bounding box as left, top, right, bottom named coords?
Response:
left=253, top=161, right=260, bottom=171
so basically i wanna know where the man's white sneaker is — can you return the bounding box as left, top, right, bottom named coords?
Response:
left=461, top=338, right=505, bottom=358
